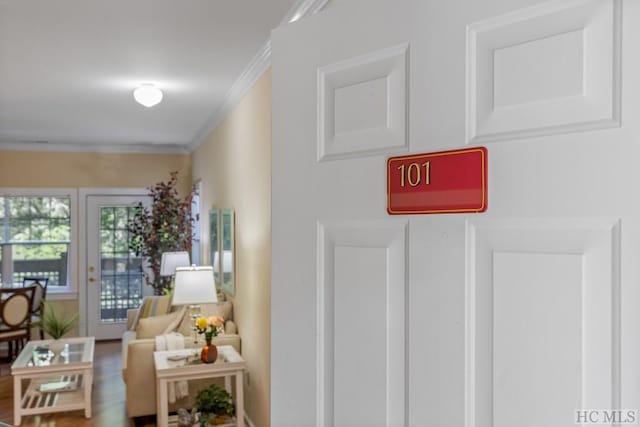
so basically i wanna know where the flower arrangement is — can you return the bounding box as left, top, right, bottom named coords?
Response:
left=195, top=316, right=224, bottom=341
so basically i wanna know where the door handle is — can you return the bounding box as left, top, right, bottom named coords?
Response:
left=88, top=277, right=97, bottom=283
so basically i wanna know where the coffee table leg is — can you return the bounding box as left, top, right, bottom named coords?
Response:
left=235, top=371, right=244, bottom=427
left=13, top=375, right=22, bottom=426
left=84, top=371, right=93, bottom=418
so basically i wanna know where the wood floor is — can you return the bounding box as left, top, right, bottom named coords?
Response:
left=0, top=341, right=157, bottom=427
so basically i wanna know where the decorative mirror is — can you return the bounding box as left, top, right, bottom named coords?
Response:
left=209, top=208, right=235, bottom=295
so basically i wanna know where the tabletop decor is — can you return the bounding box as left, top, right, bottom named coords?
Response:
left=195, top=315, right=224, bottom=363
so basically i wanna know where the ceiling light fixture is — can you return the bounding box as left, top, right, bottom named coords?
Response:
left=133, top=83, right=163, bottom=107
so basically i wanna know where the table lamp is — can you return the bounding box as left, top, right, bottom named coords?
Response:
left=172, top=266, right=218, bottom=343
left=159, top=251, right=190, bottom=290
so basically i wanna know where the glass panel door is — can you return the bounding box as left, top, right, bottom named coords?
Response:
left=86, top=195, right=150, bottom=340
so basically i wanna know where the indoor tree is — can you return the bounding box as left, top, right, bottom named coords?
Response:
left=127, top=171, right=197, bottom=295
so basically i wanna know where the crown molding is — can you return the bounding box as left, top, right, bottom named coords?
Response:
left=0, top=141, right=190, bottom=154
left=188, top=0, right=329, bottom=152
left=187, top=39, right=272, bottom=152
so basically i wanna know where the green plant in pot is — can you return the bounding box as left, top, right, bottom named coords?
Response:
left=127, top=171, right=197, bottom=295
left=195, top=384, right=236, bottom=426
left=41, top=300, right=78, bottom=354
left=42, top=300, right=77, bottom=339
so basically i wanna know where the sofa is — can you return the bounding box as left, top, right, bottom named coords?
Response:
left=121, top=295, right=241, bottom=418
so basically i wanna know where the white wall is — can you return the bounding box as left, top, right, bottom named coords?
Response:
left=192, top=70, right=272, bottom=427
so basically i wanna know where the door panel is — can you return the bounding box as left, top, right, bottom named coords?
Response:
left=318, top=43, right=408, bottom=161
left=493, top=252, right=582, bottom=427
left=467, top=219, right=620, bottom=427
left=317, top=221, right=407, bottom=426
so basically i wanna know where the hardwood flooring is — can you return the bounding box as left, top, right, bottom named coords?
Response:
left=0, top=341, right=157, bottom=427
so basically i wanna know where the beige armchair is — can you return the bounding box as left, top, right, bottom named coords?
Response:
left=121, top=296, right=240, bottom=418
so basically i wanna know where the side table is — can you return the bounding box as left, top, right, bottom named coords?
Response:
left=153, top=345, right=246, bottom=427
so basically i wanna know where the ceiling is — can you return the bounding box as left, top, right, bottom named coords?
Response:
left=0, top=0, right=306, bottom=153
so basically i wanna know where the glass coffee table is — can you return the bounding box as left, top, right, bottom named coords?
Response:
left=11, top=337, right=95, bottom=425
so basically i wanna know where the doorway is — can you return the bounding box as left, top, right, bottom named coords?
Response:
left=80, top=190, right=150, bottom=340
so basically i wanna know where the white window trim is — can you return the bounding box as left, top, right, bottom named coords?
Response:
left=0, top=188, right=78, bottom=298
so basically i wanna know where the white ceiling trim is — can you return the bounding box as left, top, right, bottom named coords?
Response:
left=0, top=140, right=190, bottom=154
left=188, top=0, right=329, bottom=152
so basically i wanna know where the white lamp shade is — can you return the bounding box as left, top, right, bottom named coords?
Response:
left=160, top=251, right=190, bottom=277
left=172, top=266, right=218, bottom=305
left=133, top=84, right=163, bottom=107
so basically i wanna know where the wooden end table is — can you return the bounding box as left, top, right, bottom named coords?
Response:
left=154, top=345, right=246, bottom=427
left=11, top=336, right=95, bottom=426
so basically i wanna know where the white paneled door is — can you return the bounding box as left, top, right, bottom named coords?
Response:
left=272, top=0, right=637, bottom=426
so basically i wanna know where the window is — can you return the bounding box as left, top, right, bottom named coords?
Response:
left=0, top=189, right=76, bottom=293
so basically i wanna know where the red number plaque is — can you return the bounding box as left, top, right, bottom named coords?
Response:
left=387, top=147, right=488, bottom=214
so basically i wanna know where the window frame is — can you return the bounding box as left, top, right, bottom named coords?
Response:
left=0, top=188, right=77, bottom=297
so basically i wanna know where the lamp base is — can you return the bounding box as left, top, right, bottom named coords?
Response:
left=188, top=304, right=202, bottom=344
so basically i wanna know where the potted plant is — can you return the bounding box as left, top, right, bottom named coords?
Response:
left=194, top=384, right=236, bottom=426
left=127, top=171, right=197, bottom=295
left=41, top=300, right=78, bottom=354
left=42, top=300, right=77, bottom=339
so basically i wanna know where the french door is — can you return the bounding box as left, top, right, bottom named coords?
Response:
left=85, top=193, right=151, bottom=340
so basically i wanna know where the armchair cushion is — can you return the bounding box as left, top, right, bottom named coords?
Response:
left=135, top=309, right=183, bottom=339
left=128, top=295, right=173, bottom=330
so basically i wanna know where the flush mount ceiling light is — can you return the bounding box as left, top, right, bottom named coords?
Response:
left=133, top=83, right=163, bottom=107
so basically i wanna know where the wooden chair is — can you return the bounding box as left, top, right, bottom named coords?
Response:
left=0, top=286, right=35, bottom=360
left=22, top=277, right=49, bottom=339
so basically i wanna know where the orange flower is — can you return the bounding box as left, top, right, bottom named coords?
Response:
left=208, top=316, right=224, bottom=327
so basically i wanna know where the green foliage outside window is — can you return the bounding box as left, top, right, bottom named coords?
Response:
left=0, top=196, right=71, bottom=260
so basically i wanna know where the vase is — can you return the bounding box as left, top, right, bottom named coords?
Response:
left=201, top=338, right=218, bottom=363
left=48, top=339, right=65, bottom=356
left=211, top=414, right=231, bottom=425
